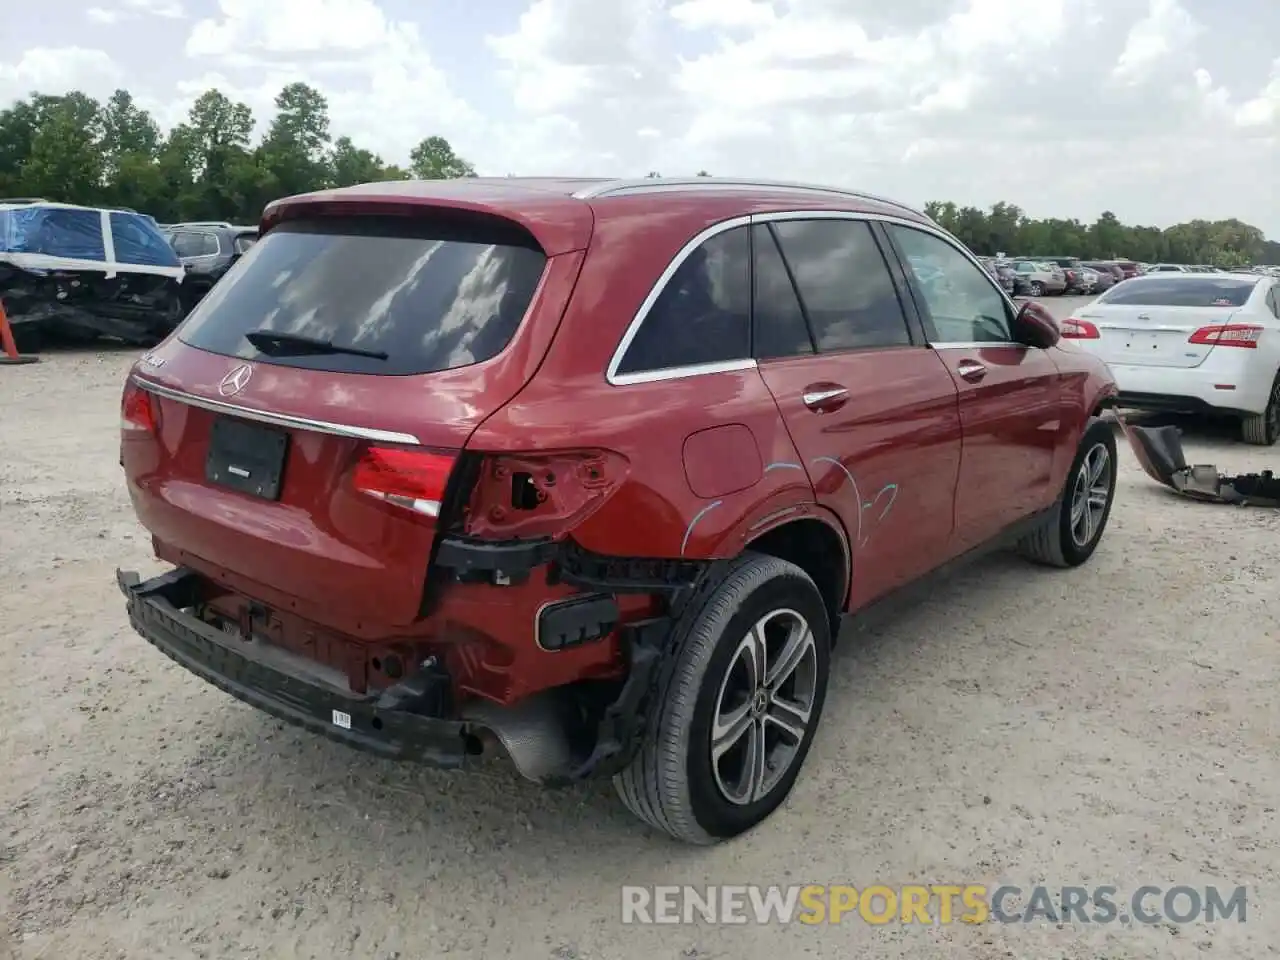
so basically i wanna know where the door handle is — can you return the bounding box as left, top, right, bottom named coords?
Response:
left=956, top=360, right=987, bottom=382
left=802, top=386, right=848, bottom=411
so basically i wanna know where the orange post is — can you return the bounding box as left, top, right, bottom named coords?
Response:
left=0, top=296, right=39, bottom=365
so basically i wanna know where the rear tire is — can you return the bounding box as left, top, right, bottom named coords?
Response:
left=1240, top=372, right=1280, bottom=446
left=1029, top=281, right=1044, bottom=297
left=613, top=553, right=832, bottom=844
left=1017, top=418, right=1118, bottom=568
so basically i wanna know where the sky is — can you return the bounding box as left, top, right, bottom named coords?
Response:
left=2, top=0, right=1278, bottom=237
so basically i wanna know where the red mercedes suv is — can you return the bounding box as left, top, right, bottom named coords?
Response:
left=118, top=176, right=1119, bottom=844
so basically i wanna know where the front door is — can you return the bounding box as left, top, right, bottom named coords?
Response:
left=750, top=218, right=963, bottom=610
left=883, top=223, right=1062, bottom=551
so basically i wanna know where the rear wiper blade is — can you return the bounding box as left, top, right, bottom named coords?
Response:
left=243, top=329, right=388, bottom=360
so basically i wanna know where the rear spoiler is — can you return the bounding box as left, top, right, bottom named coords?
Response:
left=260, top=182, right=594, bottom=257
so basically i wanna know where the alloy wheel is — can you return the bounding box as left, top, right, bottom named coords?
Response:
left=1069, top=443, right=1112, bottom=548
left=710, top=608, right=819, bottom=806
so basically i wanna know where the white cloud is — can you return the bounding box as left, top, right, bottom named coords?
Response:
left=0, top=48, right=123, bottom=103
left=1111, top=0, right=1200, bottom=84
left=4, top=0, right=1279, bottom=235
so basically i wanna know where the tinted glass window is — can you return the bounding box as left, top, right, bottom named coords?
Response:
left=178, top=216, right=548, bottom=376
left=616, top=225, right=751, bottom=375
left=109, top=212, right=181, bottom=268
left=770, top=219, right=910, bottom=351
left=1098, top=277, right=1258, bottom=307
left=0, top=206, right=105, bottom=260
left=752, top=225, right=813, bottom=360
left=889, top=225, right=1012, bottom=343
left=170, top=231, right=213, bottom=257
left=1267, top=288, right=1279, bottom=318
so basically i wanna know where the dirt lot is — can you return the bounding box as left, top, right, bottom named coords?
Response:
left=3, top=297, right=1279, bottom=959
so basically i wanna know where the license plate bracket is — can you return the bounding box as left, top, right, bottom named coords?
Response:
left=205, top=417, right=289, bottom=500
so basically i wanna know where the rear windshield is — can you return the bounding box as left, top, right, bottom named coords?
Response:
left=1098, top=277, right=1258, bottom=307
left=177, top=216, right=547, bottom=376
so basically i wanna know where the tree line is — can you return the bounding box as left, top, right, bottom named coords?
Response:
left=0, top=83, right=475, bottom=225
left=1, top=83, right=1276, bottom=266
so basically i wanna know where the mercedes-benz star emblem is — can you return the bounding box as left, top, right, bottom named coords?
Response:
left=219, top=364, right=252, bottom=397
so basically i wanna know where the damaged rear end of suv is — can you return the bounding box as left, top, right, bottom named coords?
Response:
left=120, top=176, right=1119, bottom=844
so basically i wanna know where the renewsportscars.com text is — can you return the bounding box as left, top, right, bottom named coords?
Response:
left=620, top=884, right=1248, bottom=926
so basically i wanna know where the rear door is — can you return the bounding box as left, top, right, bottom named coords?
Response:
left=1071, top=276, right=1262, bottom=369
left=883, top=223, right=1063, bottom=548
left=126, top=211, right=572, bottom=629
left=751, top=216, right=962, bottom=607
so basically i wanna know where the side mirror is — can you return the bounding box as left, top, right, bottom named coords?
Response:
left=1012, top=300, right=1061, bottom=348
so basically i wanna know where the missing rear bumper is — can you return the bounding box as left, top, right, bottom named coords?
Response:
left=116, top=567, right=476, bottom=767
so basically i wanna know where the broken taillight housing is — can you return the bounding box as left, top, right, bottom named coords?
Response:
left=353, top=446, right=457, bottom=517
left=1060, top=317, right=1101, bottom=339
left=1188, top=324, right=1262, bottom=348
left=121, top=381, right=158, bottom=434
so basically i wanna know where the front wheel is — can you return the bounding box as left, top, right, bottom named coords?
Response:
left=1240, top=372, right=1280, bottom=446
left=613, top=553, right=832, bottom=844
left=1017, top=418, right=1118, bottom=568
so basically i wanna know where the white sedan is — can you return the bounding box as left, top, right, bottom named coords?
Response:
left=1061, top=272, right=1280, bottom=445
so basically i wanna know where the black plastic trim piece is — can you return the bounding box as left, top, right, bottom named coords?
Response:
left=433, top=535, right=560, bottom=576
left=536, top=594, right=620, bottom=651
left=546, top=616, right=669, bottom=784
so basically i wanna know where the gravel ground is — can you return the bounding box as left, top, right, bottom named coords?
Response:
left=2, top=296, right=1278, bottom=959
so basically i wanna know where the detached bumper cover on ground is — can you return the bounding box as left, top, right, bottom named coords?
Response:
left=1119, top=420, right=1280, bottom=507
left=116, top=567, right=475, bottom=766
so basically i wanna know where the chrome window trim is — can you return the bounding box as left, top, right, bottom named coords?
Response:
left=605, top=214, right=754, bottom=385
left=605, top=208, right=1024, bottom=384
left=131, top=375, right=422, bottom=445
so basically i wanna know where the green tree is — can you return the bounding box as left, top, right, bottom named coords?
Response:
left=22, top=93, right=104, bottom=202
left=259, top=82, right=331, bottom=197
left=408, top=135, right=476, bottom=179
left=329, top=136, right=387, bottom=187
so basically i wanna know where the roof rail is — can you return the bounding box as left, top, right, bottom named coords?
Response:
left=175, top=220, right=233, bottom=229
left=570, top=177, right=927, bottom=217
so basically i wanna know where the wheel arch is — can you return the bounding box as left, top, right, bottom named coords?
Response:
left=740, top=510, right=850, bottom=639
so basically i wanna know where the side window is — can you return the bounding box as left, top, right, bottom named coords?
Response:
left=195, top=231, right=220, bottom=255
left=752, top=225, right=813, bottom=359
left=770, top=219, right=911, bottom=351
left=615, top=225, right=751, bottom=376
left=170, top=232, right=201, bottom=258
left=888, top=226, right=1012, bottom=344
left=1268, top=287, right=1280, bottom=319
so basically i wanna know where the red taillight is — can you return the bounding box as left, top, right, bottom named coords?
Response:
left=353, top=446, right=456, bottom=517
left=121, top=381, right=158, bottom=433
left=1060, top=317, right=1101, bottom=339
left=1188, top=324, right=1262, bottom=348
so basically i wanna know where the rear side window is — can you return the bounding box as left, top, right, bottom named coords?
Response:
left=109, top=212, right=181, bottom=268
left=1098, top=277, right=1258, bottom=307
left=770, top=219, right=911, bottom=351
left=752, top=224, right=814, bottom=359
left=171, top=231, right=218, bottom=257
left=233, top=233, right=256, bottom=254
left=615, top=225, right=751, bottom=375
left=178, top=216, right=548, bottom=376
